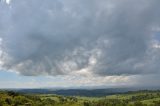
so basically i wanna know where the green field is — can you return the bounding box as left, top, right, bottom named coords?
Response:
left=1, top=90, right=160, bottom=106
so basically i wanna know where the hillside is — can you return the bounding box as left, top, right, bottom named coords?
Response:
left=1, top=90, right=160, bottom=106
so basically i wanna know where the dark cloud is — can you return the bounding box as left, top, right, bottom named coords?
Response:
left=0, top=0, right=160, bottom=76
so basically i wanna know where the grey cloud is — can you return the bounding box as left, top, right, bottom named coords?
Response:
left=0, top=0, right=160, bottom=76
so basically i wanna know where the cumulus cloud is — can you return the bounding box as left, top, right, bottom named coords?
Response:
left=0, top=0, right=160, bottom=76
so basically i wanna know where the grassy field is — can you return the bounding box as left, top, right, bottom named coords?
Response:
left=1, top=90, right=160, bottom=106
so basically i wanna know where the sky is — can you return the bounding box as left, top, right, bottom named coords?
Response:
left=0, top=0, right=160, bottom=88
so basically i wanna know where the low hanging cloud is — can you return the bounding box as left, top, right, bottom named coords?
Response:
left=0, top=0, right=160, bottom=76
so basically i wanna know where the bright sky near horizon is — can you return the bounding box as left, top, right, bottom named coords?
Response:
left=1, top=0, right=160, bottom=88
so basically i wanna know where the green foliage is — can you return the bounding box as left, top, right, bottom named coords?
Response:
left=7, top=91, right=19, bottom=97
left=5, top=98, right=12, bottom=105
left=134, top=101, right=147, bottom=106
left=0, top=99, right=4, bottom=106
left=153, top=101, right=160, bottom=106
left=1, top=90, right=160, bottom=106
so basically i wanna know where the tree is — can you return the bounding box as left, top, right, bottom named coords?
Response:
left=5, top=98, right=12, bottom=105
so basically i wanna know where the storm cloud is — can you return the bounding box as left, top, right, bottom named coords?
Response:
left=0, top=0, right=160, bottom=76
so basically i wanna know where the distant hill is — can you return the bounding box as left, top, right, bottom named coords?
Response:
left=10, top=88, right=141, bottom=97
